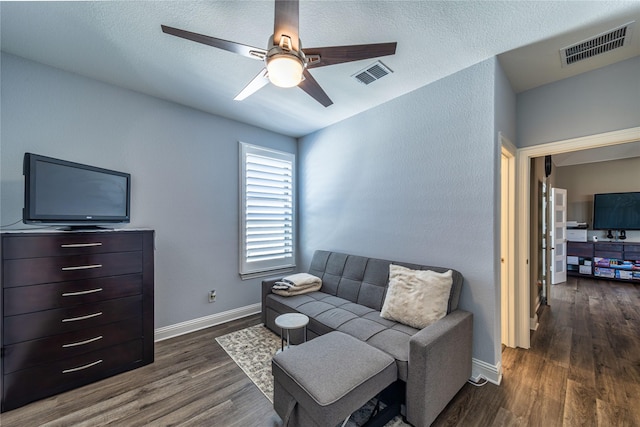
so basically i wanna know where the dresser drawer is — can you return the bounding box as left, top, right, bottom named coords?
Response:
left=594, top=250, right=623, bottom=259
left=624, top=244, right=640, bottom=261
left=3, top=295, right=141, bottom=345
left=2, top=339, right=143, bottom=412
left=3, top=318, right=142, bottom=374
left=2, top=251, right=142, bottom=288
left=3, top=274, right=142, bottom=316
left=567, top=242, right=593, bottom=257
left=624, top=251, right=640, bottom=261
left=595, top=243, right=623, bottom=252
left=2, top=232, right=142, bottom=260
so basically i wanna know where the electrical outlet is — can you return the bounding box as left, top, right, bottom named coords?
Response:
left=208, top=290, right=216, bottom=303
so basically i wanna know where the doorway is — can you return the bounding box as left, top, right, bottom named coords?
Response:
left=514, top=127, right=640, bottom=349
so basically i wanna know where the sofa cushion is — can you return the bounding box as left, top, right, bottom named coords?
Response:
left=296, top=301, right=335, bottom=318
left=366, top=328, right=416, bottom=381
left=339, top=302, right=376, bottom=317
left=336, top=318, right=387, bottom=342
left=315, top=308, right=359, bottom=330
left=380, top=265, right=453, bottom=330
left=268, top=293, right=319, bottom=310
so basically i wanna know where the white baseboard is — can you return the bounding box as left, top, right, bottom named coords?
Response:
left=471, top=358, right=502, bottom=385
left=530, top=295, right=540, bottom=330
left=530, top=315, right=539, bottom=331
left=154, top=303, right=261, bottom=342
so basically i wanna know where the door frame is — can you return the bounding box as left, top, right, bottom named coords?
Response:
left=514, top=126, right=640, bottom=349
left=501, top=134, right=516, bottom=348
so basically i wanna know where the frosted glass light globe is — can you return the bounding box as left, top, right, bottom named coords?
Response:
left=267, top=55, right=303, bottom=88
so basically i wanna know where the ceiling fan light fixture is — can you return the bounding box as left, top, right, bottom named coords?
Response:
left=266, top=54, right=304, bottom=88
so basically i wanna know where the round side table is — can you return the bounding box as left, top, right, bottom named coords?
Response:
left=275, top=313, right=309, bottom=353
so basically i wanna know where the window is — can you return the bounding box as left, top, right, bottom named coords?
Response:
left=239, top=142, right=295, bottom=279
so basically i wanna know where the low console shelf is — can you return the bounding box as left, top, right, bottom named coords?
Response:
left=567, top=240, right=640, bottom=282
left=1, top=229, right=154, bottom=412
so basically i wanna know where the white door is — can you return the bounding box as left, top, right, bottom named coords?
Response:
left=550, top=188, right=567, bottom=285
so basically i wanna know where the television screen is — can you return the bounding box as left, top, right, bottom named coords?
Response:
left=23, top=153, right=131, bottom=226
left=593, top=192, right=640, bottom=230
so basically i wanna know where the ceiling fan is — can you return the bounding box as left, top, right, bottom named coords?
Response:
left=161, top=0, right=397, bottom=107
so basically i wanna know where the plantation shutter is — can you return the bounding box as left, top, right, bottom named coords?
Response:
left=240, top=143, right=295, bottom=278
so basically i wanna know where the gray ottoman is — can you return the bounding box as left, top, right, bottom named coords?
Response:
left=272, top=331, right=398, bottom=427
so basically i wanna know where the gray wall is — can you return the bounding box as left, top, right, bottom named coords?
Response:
left=298, top=58, right=511, bottom=366
left=0, top=53, right=297, bottom=329
left=517, top=56, right=640, bottom=147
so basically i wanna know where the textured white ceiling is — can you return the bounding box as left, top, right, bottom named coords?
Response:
left=499, top=12, right=640, bottom=92
left=2, top=1, right=639, bottom=137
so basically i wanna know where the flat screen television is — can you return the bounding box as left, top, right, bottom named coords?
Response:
left=592, top=192, right=640, bottom=230
left=23, top=153, right=131, bottom=228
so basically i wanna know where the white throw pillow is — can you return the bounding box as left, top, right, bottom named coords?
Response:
left=380, top=265, right=453, bottom=329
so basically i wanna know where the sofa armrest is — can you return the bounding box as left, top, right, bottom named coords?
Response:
left=261, top=278, right=281, bottom=325
left=406, top=310, right=473, bottom=427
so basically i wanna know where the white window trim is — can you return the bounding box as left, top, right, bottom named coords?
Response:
left=239, top=142, right=296, bottom=280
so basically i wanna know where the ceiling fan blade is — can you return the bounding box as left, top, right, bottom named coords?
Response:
left=234, top=69, right=270, bottom=101
left=161, top=25, right=267, bottom=60
left=298, top=70, right=333, bottom=107
left=305, top=42, right=397, bottom=68
left=273, top=0, right=300, bottom=50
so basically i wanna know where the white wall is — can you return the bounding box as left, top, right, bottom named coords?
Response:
left=299, top=58, right=508, bottom=367
left=517, top=56, right=640, bottom=147
left=0, top=53, right=297, bottom=329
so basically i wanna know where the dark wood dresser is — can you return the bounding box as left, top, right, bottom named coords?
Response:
left=1, top=229, right=154, bottom=412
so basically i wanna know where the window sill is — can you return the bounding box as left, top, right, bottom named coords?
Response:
left=240, top=266, right=295, bottom=281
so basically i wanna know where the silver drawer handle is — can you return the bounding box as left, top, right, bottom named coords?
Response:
left=62, top=359, right=103, bottom=374
left=61, top=264, right=102, bottom=271
left=62, top=288, right=103, bottom=297
left=60, top=242, right=103, bottom=248
left=62, top=312, right=103, bottom=322
left=62, top=335, right=103, bottom=348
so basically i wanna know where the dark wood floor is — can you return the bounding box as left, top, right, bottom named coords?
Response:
left=433, top=276, right=640, bottom=427
left=2, top=276, right=639, bottom=426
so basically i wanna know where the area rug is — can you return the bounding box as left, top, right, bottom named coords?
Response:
left=216, top=324, right=409, bottom=427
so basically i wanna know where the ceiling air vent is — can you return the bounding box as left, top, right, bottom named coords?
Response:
left=352, top=61, right=393, bottom=85
left=560, top=21, right=635, bottom=67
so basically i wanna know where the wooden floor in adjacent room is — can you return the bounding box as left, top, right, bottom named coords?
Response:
left=433, top=276, right=640, bottom=427
left=2, top=277, right=639, bottom=426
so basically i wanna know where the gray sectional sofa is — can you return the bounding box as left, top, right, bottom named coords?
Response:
left=261, top=250, right=473, bottom=427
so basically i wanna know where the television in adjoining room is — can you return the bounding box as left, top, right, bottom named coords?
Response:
left=23, top=153, right=131, bottom=228
left=592, top=192, right=640, bottom=231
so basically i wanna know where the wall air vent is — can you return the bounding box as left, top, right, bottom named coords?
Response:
left=352, top=61, right=393, bottom=85
left=560, top=21, right=634, bottom=67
